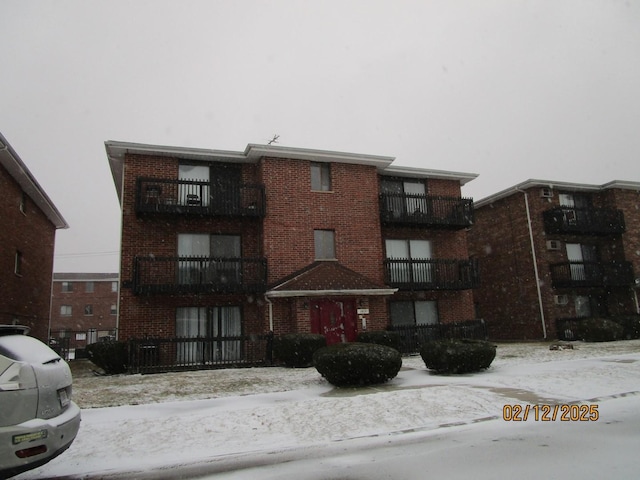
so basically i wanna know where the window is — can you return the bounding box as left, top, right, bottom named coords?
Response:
left=179, top=164, right=210, bottom=206
left=110, top=304, right=117, bottom=315
left=390, top=301, right=439, bottom=326
left=177, top=233, right=241, bottom=285
left=176, top=306, right=241, bottom=362
left=311, top=162, right=331, bottom=191
left=60, top=305, right=72, bottom=316
left=62, top=281, right=73, bottom=292
left=75, top=333, right=87, bottom=341
left=385, top=239, right=433, bottom=283
left=14, top=251, right=22, bottom=275
left=84, top=305, right=93, bottom=316
left=19, top=192, right=27, bottom=214
left=111, top=281, right=118, bottom=292
left=85, top=281, right=95, bottom=293
left=381, top=178, right=427, bottom=216
left=314, top=230, right=336, bottom=260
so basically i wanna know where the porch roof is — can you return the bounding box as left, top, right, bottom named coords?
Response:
left=266, top=261, right=397, bottom=298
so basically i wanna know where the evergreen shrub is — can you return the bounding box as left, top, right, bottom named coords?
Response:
left=313, top=342, right=402, bottom=387
left=273, top=333, right=327, bottom=367
left=576, top=318, right=624, bottom=342
left=85, top=340, right=128, bottom=374
left=420, top=339, right=496, bottom=374
left=357, top=330, right=400, bottom=350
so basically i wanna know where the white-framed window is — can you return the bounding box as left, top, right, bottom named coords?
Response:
left=385, top=239, right=433, bottom=283
left=60, top=305, right=72, bottom=316
left=314, top=230, right=336, bottom=260
left=177, top=233, right=241, bottom=285
left=111, top=281, right=118, bottom=292
left=84, top=305, right=93, bottom=316
left=61, top=281, right=73, bottom=292
left=390, top=300, right=439, bottom=326
left=75, top=333, right=87, bottom=341
left=110, top=304, right=117, bottom=315
left=85, top=281, right=94, bottom=293
left=179, top=164, right=210, bottom=206
left=311, top=162, right=331, bottom=191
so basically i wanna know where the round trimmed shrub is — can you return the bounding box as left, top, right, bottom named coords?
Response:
left=357, top=330, right=400, bottom=350
left=273, top=333, right=327, bottom=367
left=576, top=318, right=624, bottom=342
left=313, top=342, right=402, bottom=387
left=420, top=339, right=496, bottom=374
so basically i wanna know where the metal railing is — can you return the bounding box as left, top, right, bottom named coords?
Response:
left=128, top=333, right=274, bottom=374
left=383, top=258, right=479, bottom=290
left=379, top=194, right=473, bottom=228
left=543, top=207, right=625, bottom=235
left=549, top=261, right=635, bottom=288
left=135, top=177, right=266, bottom=217
left=133, top=256, right=268, bottom=295
left=388, top=319, right=488, bottom=355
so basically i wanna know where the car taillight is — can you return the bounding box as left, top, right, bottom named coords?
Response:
left=0, top=362, right=23, bottom=391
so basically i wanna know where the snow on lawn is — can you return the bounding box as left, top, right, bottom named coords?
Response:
left=15, top=340, right=640, bottom=479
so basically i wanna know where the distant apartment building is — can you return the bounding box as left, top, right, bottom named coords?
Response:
left=469, top=180, right=640, bottom=340
left=50, top=273, right=119, bottom=352
left=0, top=132, right=68, bottom=341
left=106, top=141, right=480, bottom=368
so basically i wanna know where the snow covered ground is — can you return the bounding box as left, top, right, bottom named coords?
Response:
left=14, top=340, right=640, bottom=479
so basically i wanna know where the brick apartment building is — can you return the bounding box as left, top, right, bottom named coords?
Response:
left=469, top=180, right=640, bottom=340
left=0, top=132, right=68, bottom=341
left=106, top=141, right=479, bottom=366
left=50, top=273, right=119, bottom=353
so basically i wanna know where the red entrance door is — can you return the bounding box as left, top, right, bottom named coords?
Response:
left=310, top=299, right=357, bottom=345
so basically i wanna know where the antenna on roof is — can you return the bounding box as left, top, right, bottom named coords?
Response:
left=268, top=134, right=280, bottom=145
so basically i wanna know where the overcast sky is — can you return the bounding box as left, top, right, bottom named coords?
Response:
left=2, top=0, right=639, bottom=273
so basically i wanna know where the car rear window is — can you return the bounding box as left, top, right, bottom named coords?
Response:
left=0, top=335, right=60, bottom=363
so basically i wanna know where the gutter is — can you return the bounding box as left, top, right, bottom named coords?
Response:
left=516, top=188, right=547, bottom=339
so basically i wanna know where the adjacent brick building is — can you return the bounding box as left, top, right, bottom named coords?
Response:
left=0, top=132, right=68, bottom=341
left=469, top=180, right=640, bottom=340
left=50, top=273, right=119, bottom=353
left=106, top=141, right=479, bottom=365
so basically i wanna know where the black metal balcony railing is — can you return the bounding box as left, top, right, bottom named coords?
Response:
left=543, top=207, right=625, bottom=235
left=384, top=258, right=479, bottom=290
left=133, top=256, right=267, bottom=295
left=135, top=178, right=266, bottom=217
left=379, top=194, right=473, bottom=228
left=549, top=261, right=635, bottom=289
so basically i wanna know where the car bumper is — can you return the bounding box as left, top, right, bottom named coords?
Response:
left=0, top=401, right=81, bottom=479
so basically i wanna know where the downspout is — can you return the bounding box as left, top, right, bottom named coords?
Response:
left=264, top=295, right=274, bottom=332
left=517, top=188, right=547, bottom=339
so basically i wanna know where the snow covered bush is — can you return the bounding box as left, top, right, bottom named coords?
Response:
left=312, top=342, right=402, bottom=387
left=273, top=333, right=326, bottom=367
left=576, top=318, right=624, bottom=342
left=420, top=339, right=496, bottom=374
left=85, top=340, right=128, bottom=374
left=356, top=330, right=400, bottom=350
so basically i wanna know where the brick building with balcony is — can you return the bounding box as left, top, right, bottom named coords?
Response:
left=468, top=180, right=640, bottom=340
left=0, top=132, right=68, bottom=341
left=49, top=273, right=119, bottom=355
left=106, top=141, right=479, bottom=369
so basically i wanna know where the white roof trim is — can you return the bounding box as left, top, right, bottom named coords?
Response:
left=381, top=165, right=478, bottom=185
left=266, top=288, right=398, bottom=298
left=0, top=133, right=68, bottom=229
left=475, top=178, right=640, bottom=208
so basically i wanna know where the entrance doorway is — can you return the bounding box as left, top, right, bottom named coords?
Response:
left=310, top=299, right=358, bottom=345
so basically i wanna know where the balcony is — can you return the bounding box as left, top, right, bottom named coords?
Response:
left=549, top=261, right=635, bottom=289
left=133, top=256, right=267, bottom=295
left=135, top=178, right=265, bottom=217
left=543, top=207, right=625, bottom=235
left=379, top=194, right=473, bottom=229
left=383, top=258, right=479, bottom=290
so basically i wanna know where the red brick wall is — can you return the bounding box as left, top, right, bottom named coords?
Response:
left=0, top=165, right=56, bottom=341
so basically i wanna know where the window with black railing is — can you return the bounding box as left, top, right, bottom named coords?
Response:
left=383, top=258, right=479, bottom=290
left=379, top=193, right=473, bottom=228
left=549, top=260, right=635, bottom=289
left=543, top=207, right=625, bottom=235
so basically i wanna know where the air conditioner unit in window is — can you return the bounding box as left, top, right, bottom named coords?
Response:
left=546, top=240, right=562, bottom=251
left=540, top=187, right=553, bottom=198
left=554, top=294, right=569, bottom=306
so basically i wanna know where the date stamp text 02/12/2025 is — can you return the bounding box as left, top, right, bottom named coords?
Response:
left=502, top=404, right=599, bottom=422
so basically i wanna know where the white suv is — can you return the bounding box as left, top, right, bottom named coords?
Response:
left=0, top=326, right=81, bottom=479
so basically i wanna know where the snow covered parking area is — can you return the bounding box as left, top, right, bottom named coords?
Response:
left=15, top=340, right=640, bottom=479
